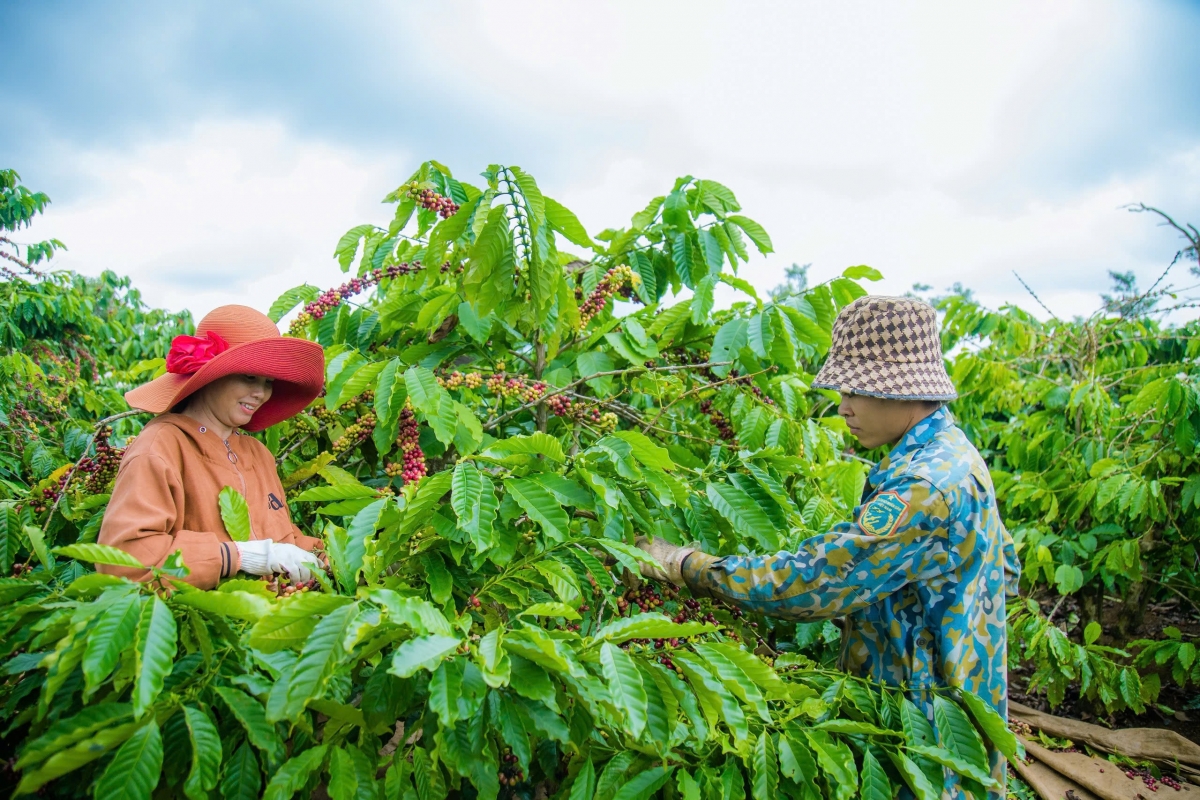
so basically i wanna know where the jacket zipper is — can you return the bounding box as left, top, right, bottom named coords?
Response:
left=222, top=437, right=254, bottom=540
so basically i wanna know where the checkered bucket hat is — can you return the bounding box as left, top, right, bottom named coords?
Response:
left=812, top=295, right=957, bottom=401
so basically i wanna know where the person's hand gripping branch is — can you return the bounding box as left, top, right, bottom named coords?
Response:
left=634, top=536, right=695, bottom=585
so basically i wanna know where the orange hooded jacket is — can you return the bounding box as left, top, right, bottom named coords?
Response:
left=98, top=414, right=322, bottom=588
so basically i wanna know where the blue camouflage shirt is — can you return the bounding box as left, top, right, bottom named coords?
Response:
left=683, top=407, right=1019, bottom=794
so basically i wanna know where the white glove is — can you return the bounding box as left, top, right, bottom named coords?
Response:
left=235, top=540, right=320, bottom=581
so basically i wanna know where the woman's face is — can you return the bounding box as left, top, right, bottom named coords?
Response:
left=196, top=375, right=274, bottom=429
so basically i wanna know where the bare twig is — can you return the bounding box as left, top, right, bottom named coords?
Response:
left=276, top=433, right=313, bottom=465
left=1012, top=271, right=1059, bottom=321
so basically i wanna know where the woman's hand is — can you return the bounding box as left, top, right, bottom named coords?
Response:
left=236, top=540, right=322, bottom=581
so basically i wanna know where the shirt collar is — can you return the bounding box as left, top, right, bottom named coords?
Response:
left=868, top=405, right=954, bottom=486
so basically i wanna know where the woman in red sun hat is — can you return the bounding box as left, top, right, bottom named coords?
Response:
left=98, top=305, right=326, bottom=589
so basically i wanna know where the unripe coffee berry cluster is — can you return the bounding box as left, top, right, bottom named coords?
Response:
left=384, top=406, right=427, bottom=485
left=699, top=399, right=737, bottom=444
left=289, top=263, right=420, bottom=333
left=579, top=265, right=636, bottom=325
left=401, top=182, right=460, bottom=219
left=437, top=371, right=484, bottom=391
left=332, top=412, right=376, bottom=456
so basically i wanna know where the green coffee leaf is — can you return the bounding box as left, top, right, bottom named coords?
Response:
left=248, top=593, right=353, bottom=652
left=600, top=642, right=648, bottom=738
left=82, top=594, right=140, bottom=694
left=389, top=635, right=462, bottom=678
left=860, top=748, right=892, bottom=800
left=217, top=486, right=252, bottom=542
left=891, top=742, right=941, bottom=800
left=842, top=265, right=883, bottom=281
left=93, top=720, right=163, bottom=800
left=294, top=484, right=378, bottom=502
left=220, top=741, right=261, bottom=800
left=262, top=744, right=328, bottom=800
left=16, top=703, right=133, bottom=770
left=173, top=590, right=272, bottom=622
left=182, top=705, right=221, bottom=800
left=520, top=602, right=580, bottom=619
left=596, top=613, right=716, bottom=645
left=908, top=744, right=1000, bottom=789
left=482, top=432, right=566, bottom=463
left=277, top=603, right=358, bottom=721
left=933, top=694, right=989, bottom=773
left=569, top=758, right=597, bottom=800
left=706, top=482, right=781, bottom=551
left=52, top=543, right=144, bottom=568
left=133, top=596, right=177, bottom=717
left=694, top=643, right=771, bottom=722
left=612, top=765, right=671, bottom=800
left=752, top=730, right=778, bottom=800
left=15, top=720, right=142, bottom=795
left=545, top=196, right=593, bottom=248
left=958, top=691, right=1019, bottom=759
left=215, top=687, right=285, bottom=769
left=505, top=477, right=570, bottom=542
left=451, top=461, right=498, bottom=551
left=727, top=215, right=773, bottom=254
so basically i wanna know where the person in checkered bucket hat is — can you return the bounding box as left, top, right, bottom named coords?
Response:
left=637, top=296, right=1020, bottom=798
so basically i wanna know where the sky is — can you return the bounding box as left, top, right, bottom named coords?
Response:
left=3, top=0, right=1199, bottom=323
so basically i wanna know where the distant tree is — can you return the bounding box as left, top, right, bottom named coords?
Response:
left=0, top=169, right=65, bottom=279
left=769, top=262, right=810, bottom=302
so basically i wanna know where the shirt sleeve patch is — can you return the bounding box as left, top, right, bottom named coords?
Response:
left=858, top=490, right=910, bottom=536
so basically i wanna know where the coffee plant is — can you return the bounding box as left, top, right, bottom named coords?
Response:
left=0, top=163, right=1020, bottom=799
left=939, top=222, right=1200, bottom=714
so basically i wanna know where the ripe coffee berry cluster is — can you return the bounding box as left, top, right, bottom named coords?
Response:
left=28, top=470, right=71, bottom=514
left=1122, top=767, right=1183, bottom=792
left=401, top=182, right=460, bottom=219
left=579, top=265, right=636, bottom=325
left=76, top=426, right=129, bottom=495
left=265, top=576, right=320, bottom=597
left=617, top=583, right=666, bottom=615
left=289, top=262, right=420, bottom=332
left=699, top=399, right=737, bottom=444
left=497, top=753, right=524, bottom=787
left=751, top=385, right=776, bottom=406
left=384, top=406, right=427, bottom=485
left=332, top=412, right=376, bottom=457
left=438, top=369, right=620, bottom=431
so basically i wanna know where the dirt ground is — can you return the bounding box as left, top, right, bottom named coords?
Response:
left=1010, top=596, right=1200, bottom=744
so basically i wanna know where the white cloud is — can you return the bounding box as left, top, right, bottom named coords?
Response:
left=43, top=119, right=403, bottom=321
left=25, top=2, right=1200, bottom=329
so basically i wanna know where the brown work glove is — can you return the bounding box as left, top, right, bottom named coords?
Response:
left=634, top=536, right=695, bottom=585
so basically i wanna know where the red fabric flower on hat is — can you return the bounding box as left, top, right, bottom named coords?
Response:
left=166, top=331, right=230, bottom=375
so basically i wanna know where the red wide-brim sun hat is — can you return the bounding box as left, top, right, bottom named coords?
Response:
left=125, top=305, right=324, bottom=432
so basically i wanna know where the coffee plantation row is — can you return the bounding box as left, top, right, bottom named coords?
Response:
left=0, top=163, right=1195, bottom=799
